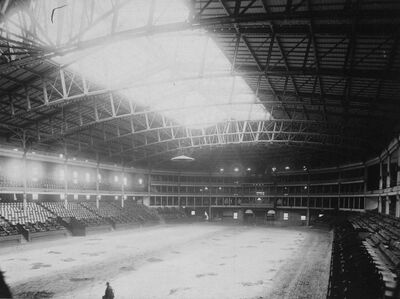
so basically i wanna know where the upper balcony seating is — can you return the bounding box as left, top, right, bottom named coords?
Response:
left=27, top=178, right=64, bottom=190
left=0, top=175, right=23, bottom=188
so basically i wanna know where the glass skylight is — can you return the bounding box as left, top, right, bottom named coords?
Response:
left=6, top=0, right=271, bottom=128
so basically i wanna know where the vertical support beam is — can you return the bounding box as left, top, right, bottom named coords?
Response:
left=78, top=103, right=83, bottom=126
left=110, top=93, right=116, bottom=117
left=199, top=36, right=209, bottom=76
left=59, top=69, right=67, bottom=98
left=147, top=0, right=156, bottom=27
left=148, top=166, right=152, bottom=202
left=379, top=159, right=383, bottom=190
left=231, top=33, right=241, bottom=73
left=378, top=196, right=382, bottom=213
left=387, top=154, right=391, bottom=188
left=338, top=170, right=342, bottom=199
left=94, top=101, right=99, bottom=121
left=1, top=0, right=10, bottom=15
left=96, top=154, right=100, bottom=209
left=63, top=157, right=68, bottom=209
left=363, top=164, right=368, bottom=193
left=22, top=131, right=27, bottom=211
left=385, top=195, right=390, bottom=215
left=396, top=194, right=400, bottom=218
left=397, top=146, right=400, bottom=186
left=9, top=95, right=15, bottom=117
left=42, top=80, right=49, bottom=105
left=306, top=172, right=310, bottom=226
left=36, top=121, right=40, bottom=141
left=25, top=86, right=31, bottom=111
left=82, top=74, right=88, bottom=93
left=121, top=166, right=125, bottom=208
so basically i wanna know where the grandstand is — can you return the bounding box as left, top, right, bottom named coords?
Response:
left=0, top=0, right=399, bottom=298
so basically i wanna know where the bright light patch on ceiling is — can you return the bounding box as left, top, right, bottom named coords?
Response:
left=8, top=0, right=271, bottom=128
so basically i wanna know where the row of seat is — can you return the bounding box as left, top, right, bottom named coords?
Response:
left=0, top=201, right=183, bottom=238
left=0, top=203, right=55, bottom=225
left=80, top=201, right=136, bottom=224
left=328, top=220, right=386, bottom=298
left=348, top=212, right=400, bottom=297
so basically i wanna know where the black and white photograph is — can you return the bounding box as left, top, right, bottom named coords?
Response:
left=0, top=0, right=399, bottom=298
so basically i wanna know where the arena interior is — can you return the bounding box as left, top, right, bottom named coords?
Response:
left=0, top=0, right=399, bottom=298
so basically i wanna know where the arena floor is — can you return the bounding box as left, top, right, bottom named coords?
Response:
left=1, top=223, right=332, bottom=299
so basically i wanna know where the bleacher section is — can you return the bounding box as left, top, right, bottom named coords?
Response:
left=327, top=211, right=400, bottom=298
left=80, top=201, right=137, bottom=225
left=40, top=201, right=109, bottom=227
left=328, top=220, right=385, bottom=298
left=0, top=202, right=54, bottom=225
left=0, top=202, right=66, bottom=241
left=0, top=200, right=190, bottom=244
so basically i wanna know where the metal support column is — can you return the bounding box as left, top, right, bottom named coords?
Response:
left=385, top=195, right=390, bottom=215
left=121, top=167, right=125, bottom=208
left=387, top=155, right=391, bottom=188
left=148, top=166, right=152, bottom=206
left=396, top=194, right=400, bottom=218
left=95, top=156, right=100, bottom=209
left=378, top=196, right=382, bottom=213
left=379, top=159, right=383, bottom=190
left=63, top=147, right=68, bottom=209
left=363, top=164, right=368, bottom=193
left=306, top=172, right=310, bottom=226
left=397, top=147, right=400, bottom=186
left=22, top=137, right=27, bottom=211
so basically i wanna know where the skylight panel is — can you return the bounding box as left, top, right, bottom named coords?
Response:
left=41, top=0, right=271, bottom=128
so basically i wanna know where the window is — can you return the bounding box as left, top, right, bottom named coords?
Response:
left=283, top=213, right=289, bottom=220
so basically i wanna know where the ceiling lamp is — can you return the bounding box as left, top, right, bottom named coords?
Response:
left=170, top=154, right=195, bottom=162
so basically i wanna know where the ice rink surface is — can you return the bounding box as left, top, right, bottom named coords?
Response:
left=1, top=223, right=332, bottom=299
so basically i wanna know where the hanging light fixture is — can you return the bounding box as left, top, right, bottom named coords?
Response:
left=170, top=154, right=195, bottom=162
